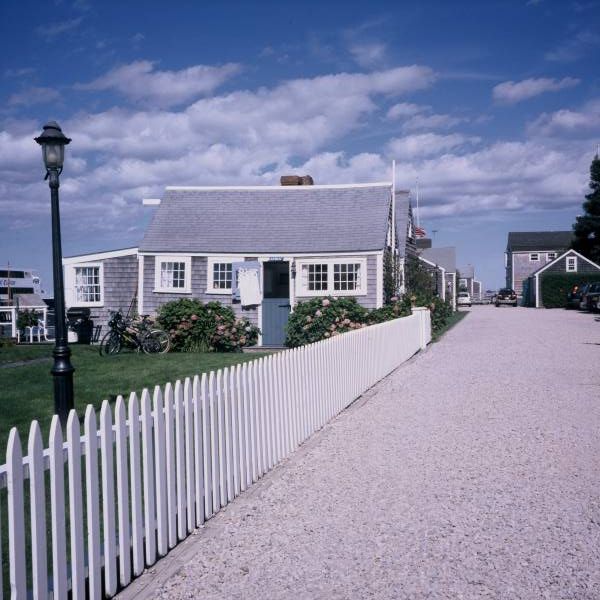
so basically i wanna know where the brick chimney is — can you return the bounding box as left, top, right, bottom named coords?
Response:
left=280, top=174, right=314, bottom=186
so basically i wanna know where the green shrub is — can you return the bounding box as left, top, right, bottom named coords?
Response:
left=157, top=299, right=260, bottom=352
left=285, top=296, right=368, bottom=348
left=16, top=309, right=39, bottom=331
left=367, top=296, right=413, bottom=324
left=540, top=272, right=600, bottom=308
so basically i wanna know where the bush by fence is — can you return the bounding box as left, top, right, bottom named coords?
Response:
left=540, top=273, right=600, bottom=308
left=157, top=299, right=259, bottom=352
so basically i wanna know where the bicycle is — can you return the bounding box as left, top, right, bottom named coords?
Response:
left=99, top=311, right=170, bottom=356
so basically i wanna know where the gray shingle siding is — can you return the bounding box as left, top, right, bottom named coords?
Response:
left=143, top=256, right=259, bottom=326
left=543, top=255, right=600, bottom=275
left=90, top=254, right=138, bottom=334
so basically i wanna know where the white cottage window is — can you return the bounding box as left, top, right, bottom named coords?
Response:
left=73, top=265, right=102, bottom=304
left=297, top=258, right=367, bottom=297
left=529, top=253, right=539, bottom=261
left=206, top=256, right=238, bottom=294
left=566, top=256, right=577, bottom=272
left=546, top=252, right=557, bottom=261
left=154, top=256, right=191, bottom=293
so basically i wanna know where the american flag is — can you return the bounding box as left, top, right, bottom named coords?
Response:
left=415, top=226, right=427, bottom=238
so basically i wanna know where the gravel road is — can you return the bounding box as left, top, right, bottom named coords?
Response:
left=121, top=306, right=600, bottom=600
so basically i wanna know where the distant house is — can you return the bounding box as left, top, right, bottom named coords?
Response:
left=419, top=246, right=457, bottom=310
left=457, top=264, right=475, bottom=296
left=505, top=231, right=572, bottom=299
left=63, top=180, right=417, bottom=347
left=524, top=249, right=600, bottom=308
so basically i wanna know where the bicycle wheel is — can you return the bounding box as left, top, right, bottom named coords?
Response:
left=100, top=331, right=122, bottom=356
left=142, top=329, right=170, bottom=354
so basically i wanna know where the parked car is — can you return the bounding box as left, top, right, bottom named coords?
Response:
left=457, top=292, right=471, bottom=307
left=495, top=288, right=517, bottom=307
left=581, top=282, right=600, bottom=312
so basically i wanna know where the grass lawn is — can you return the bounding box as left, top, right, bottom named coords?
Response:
left=0, top=344, right=268, bottom=451
left=432, top=309, right=468, bottom=342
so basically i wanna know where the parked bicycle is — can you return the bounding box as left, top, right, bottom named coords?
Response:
left=99, top=310, right=170, bottom=355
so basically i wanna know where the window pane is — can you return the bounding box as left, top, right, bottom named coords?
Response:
left=213, top=263, right=232, bottom=289
left=160, top=261, right=186, bottom=289
left=75, top=266, right=101, bottom=302
left=334, top=263, right=360, bottom=291
left=307, top=264, right=328, bottom=291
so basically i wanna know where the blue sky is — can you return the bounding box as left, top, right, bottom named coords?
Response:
left=2, top=0, right=599, bottom=291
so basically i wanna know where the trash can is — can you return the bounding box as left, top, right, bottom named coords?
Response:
left=66, top=307, right=94, bottom=344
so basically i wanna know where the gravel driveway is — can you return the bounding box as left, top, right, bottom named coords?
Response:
left=120, top=306, right=600, bottom=600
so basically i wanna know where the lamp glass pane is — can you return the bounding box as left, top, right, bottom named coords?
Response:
left=42, top=142, right=64, bottom=169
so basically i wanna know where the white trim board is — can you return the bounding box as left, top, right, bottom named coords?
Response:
left=165, top=182, right=391, bottom=191
left=138, top=250, right=380, bottom=258
left=63, top=248, right=138, bottom=264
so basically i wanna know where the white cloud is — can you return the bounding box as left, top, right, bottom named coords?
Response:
left=386, top=102, right=423, bottom=119
left=35, top=17, right=82, bottom=39
left=75, top=60, right=242, bottom=108
left=402, top=113, right=466, bottom=132
left=349, top=42, right=386, bottom=68
left=8, top=86, right=61, bottom=107
left=493, top=77, right=580, bottom=104
left=528, top=99, right=600, bottom=137
left=545, top=30, right=600, bottom=63
left=387, top=133, right=479, bottom=159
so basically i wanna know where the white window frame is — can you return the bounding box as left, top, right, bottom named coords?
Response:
left=154, top=255, right=192, bottom=293
left=65, top=263, right=104, bottom=307
left=546, top=252, right=557, bottom=261
left=206, top=256, right=238, bottom=294
left=566, top=256, right=577, bottom=272
left=529, top=253, right=539, bottom=261
left=295, top=257, right=368, bottom=297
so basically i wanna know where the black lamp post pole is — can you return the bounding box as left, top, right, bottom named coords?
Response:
left=49, top=168, right=74, bottom=423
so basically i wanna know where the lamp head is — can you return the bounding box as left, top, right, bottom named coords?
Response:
left=34, top=121, right=71, bottom=171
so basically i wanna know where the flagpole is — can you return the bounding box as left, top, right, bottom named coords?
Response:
left=415, top=177, right=420, bottom=228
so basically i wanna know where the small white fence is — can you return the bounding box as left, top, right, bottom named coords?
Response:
left=0, top=309, right=431, bottom=599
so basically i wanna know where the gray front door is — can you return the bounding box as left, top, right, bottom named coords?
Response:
left=262, top=261, right=290, bottom=346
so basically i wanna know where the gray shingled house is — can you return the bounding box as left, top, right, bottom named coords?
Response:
left=418, top=246, right=457, bottom=310
left=63, top=181, right=416, bottom=346
left=505, top=231, right=572, bottom=299
left=523, top=249, right=600, bottom=307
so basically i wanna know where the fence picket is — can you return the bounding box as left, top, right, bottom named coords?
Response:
left=231, top=367, right=242, bottom=496
left=241, top=363, right=252, bottom=490
left=164, top=383, right=177, bottom=548
left=209, top=371, right=221, bottom=513
left=100, top=401, right=118, bottom=595
left=153, top=387, right=168, bottom=557
left=200, top=374, right=212, bottom=520
left=141, top=390, right=157, bottom=565
left=184, top=378, right=195, bottom=532
left=28, top=421, right=48, bottom=600
left=193, top=375, right=205, bottom=527
left=174, top=380, right=187, bottom=539
left=114, top=396, right=132, bottom=586
left=49, top=416, right=68, bottom=599
left=127, top=393, right=144, bottom=577
left=66, top=412, right=85, bottom=599
left=223, top=368, right=234, bottom=502
left=7, top=428, right=26, bottom=599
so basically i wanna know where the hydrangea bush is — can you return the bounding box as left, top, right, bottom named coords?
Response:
left=285, top=296, right=369, bottom=347
left=157, top=299, right=260, bottom=352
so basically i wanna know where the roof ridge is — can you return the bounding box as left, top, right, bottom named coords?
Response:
left=165, top=182, right=391, bottom=191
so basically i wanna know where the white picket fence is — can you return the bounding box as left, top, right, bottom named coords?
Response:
left=0, top=309, right=430, bottom=599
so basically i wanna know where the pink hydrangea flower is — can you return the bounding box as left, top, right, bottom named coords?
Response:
left=315, top=310, right=322, bottom=317
left=324, top=332, right=330, bottom=337
left=322, top=298, right=330, bottom=307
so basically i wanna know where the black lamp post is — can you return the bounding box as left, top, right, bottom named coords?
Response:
left=35, top=121, right=74, bottom=424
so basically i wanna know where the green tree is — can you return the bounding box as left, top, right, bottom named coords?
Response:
left=572, top=154, right=600, bottom=263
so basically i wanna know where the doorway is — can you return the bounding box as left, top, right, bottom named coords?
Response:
left=261, top=261, right=290, bottom=346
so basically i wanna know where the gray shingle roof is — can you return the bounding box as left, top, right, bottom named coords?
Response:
left=140, top=184, right=392, bottom=254
left=507, top=231, right=572, bottom=252
left=420, top=247, right=456, bottom=272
